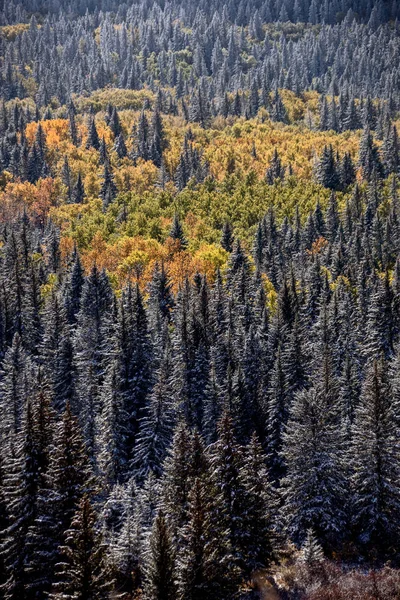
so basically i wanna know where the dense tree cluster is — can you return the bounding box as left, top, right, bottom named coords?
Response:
left=0, top=178, right=400, bottom=595
left=0, top=0, right=399, bottom=118
left=1, top=0, right=400, bottom=598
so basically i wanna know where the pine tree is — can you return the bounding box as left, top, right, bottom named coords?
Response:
left=40, top=291, right=74, bottom=412
left=265, top=148, right=286, bottom=184
left=270, top=89, right=288, bottom=123
left=0, top=333, right=31, bottom=438
left=147, top=262, right=174, bottom=327
left=221, top=221, right=234, bottom=253
left=68, top=101, right=79, bottom=146
left=100, top=159, right=118, bottom=210
left=143, top=511, right=177, bottom=600
left=299, top=529, right=325, bottom=565
left=117, top=283, right=153, bottom=469
left=61, top=156, right=72, bottom=203
left=97, top=363, right=128, bottom=487
left=62, top=247, right=84, bottom=324
left=72, top=172, right=85, bottom=204
left=383, top=124, right=400, bottom=176
left=209, top=412, right=248, bottom=576
left=50, top=495, right=113, bottom=599
left=282, top=383, right=347, bottom=548
left=189, top=87, right=210, bottom=128
left=27, top=402, right=90, bottom=598
left=109, top=106, right=121, bottom=138
left=169, top=214, right=188, bottom=249
left=359, top=126, right=384, bottom=180
left=161, top=422, right=193, bottom=538
left=85, top=116, right=100, bottom=150
left=315, top=145, right=340, bottom=190
left=240, top=433, right=276, bottom=572
left=339, top=151, right=356, bottom=189
left=136, top=109, right=150, bottom=161
left=1, top=397, right=49, bottom=600
left=177, top=475, right=236, bottom=600
left=73, top=266, right=114, bottom=458
left=351, top=359, right=400, bottom=553
left=113, top=132, right=127, bottom=158
left=133, top=342, right=175, bottom=480
left=149, top=107, right=166, bottom=167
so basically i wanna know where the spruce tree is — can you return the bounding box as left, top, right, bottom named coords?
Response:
left=221, top=221, right=234, bottom=253
left=50, top=495, right=112, bottom=599
left=176, top=475, right=236, bottom=600
left=315, top=145, right=340, bottom=190
left=282, top=383, right=347, bottom=548
left=85, top=116, right=100, bottom=150
left=133, top=342, right=175, bottom=480
left=169, top=214, right=188, bottom=249
left=143, top=511, right=177, bottom=600
left=351, top=359, right=400, bottom=553
left=72, top=172, right=85, bottom=204
left=359, top=126, right=384, bottom=180
left=100, top=159, right=117, bottom=210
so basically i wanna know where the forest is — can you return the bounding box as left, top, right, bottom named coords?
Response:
left=0, top=0, right=400, bottom=598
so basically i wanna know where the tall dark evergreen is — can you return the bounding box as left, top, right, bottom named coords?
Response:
left=351, top=359, right=400, bottom=554
left=143, top=511, right=177, bottom=600
left=50, top=495, right=112, bottom=599
left=86, top=116, right=100, bottom=151
left=100, top=159, right=118, bottom=210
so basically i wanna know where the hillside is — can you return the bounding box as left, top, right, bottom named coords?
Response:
left=0, top=1, right=400, bottom=599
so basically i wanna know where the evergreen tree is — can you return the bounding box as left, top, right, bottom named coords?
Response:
left=50, top=495, right=112, bottom=599
left=209, top=412, right=248, bottom=577
left=68, top=101, right=79, bottom=146
left=265, top=149, right=286, bottom=184
left=221, top=221, right=234, bottom=253
left=133, top=342, right=175, bottom=480
left=143, top=511, right=177, bottom=600
left=383, top=124, right=400, bottom=176
left=315, top=145, right=340, bottom=190
left=113, top=132, right=127, bottom=159
left=100, top=159, right=118, bottom=210
left=72, top=172, right=85, bottom=204
left=169, top=214, right=188, bottom=249
left=282, top=383, right=347, bottom=548
left=86, top=116, right=100, bottom=150
left=177, top=475, right=236, bottom=600
left=359, top=126, right=384, bottom=180
left=136, top=110, right=150, bottom=161
left=351, top=359, right=400, bottom=553
left=1, top=397, right=49, bottom=600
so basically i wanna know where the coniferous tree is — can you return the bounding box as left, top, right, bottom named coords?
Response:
left=27, top=402, right=90, bottom=597
left=113, top=132, right=127, bottom=159
left=221, top=221, right=234, bottom=253
left=209, top=412, right=248, bottom=578
left=169, top=214, right=188, bottom=249
left=100, top=159, right=118, bottom=210
left=50, top=495, right=112, bottom=599
left=133, top=342, right=174, bottom=480
left=282, top=383, right=347, bottom=548
left=359, top=126, right=384, bottom=180
left=68, top=102, right=79, bottom=146
left=266, top=149, right=286, bottom=184
left=72, top=172, right=85, bottom=204
left=351, top=359, right=400, bottom=554
left=383, top=124, right=400, bottom=176
left=1, top=397, right=49, bottom=600
left=176, top=474, right=236, bottom=600
left=315, top=145, right=340, bottom=190
left=142, top=510, right=177, bottom=600
left=86, top=116, right=100, bottom=150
